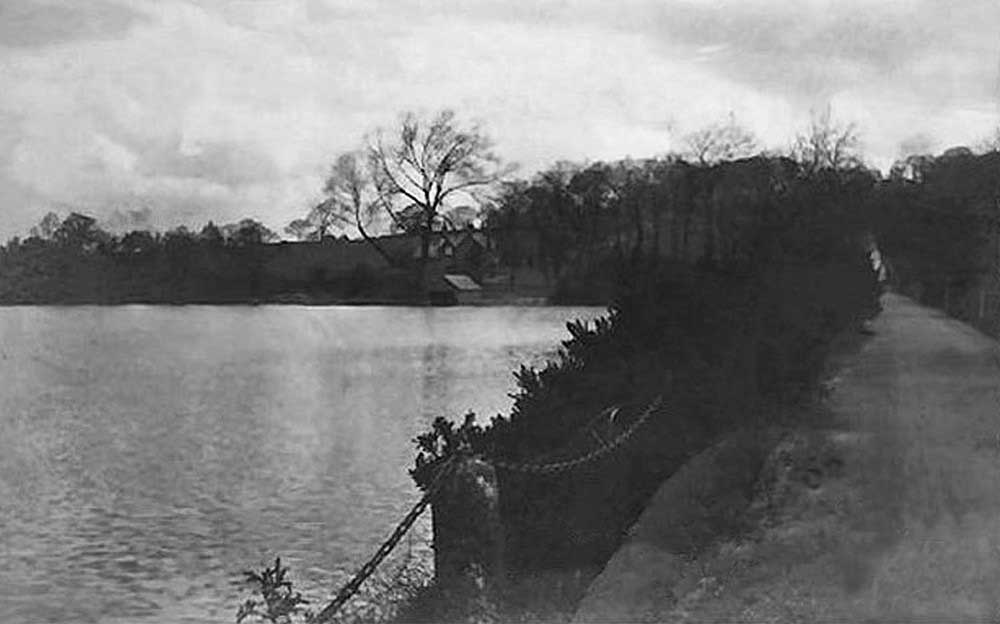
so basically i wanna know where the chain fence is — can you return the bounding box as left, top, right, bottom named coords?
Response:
left=490, top=395, right=663, bottom=474
left=311, top=456, right=457, bottom=623
left=310, top=393, right=664, bottom=621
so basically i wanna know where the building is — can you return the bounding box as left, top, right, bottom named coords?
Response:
left=259, top=228, right=499, bottom=296
left=428, top=273, right=483, bottom=305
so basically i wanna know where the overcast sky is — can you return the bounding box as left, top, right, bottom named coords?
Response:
left=1, top=0, right=999, bottom=239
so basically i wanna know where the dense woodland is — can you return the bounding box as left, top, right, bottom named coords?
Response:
left=874, top=148, right=1000, bottom=333
left=0, top=216, right=286, bottom=303
left=409, top=142, right=1000, bottom=583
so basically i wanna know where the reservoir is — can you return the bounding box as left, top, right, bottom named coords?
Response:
left=0, top=304, right=603, bottom=623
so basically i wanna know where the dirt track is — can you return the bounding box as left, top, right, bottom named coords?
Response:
left=577, top=293, right=1000, bottom=622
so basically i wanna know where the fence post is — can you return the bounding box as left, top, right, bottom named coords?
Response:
left=432, top=454, right=504, bottom=606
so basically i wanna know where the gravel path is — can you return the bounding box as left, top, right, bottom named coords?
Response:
left=577, top=293, right=1000, bottom=623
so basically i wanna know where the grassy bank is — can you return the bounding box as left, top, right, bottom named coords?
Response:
left=400, top=258, right=879, bottom=623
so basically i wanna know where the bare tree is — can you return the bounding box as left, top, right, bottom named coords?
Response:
left=287, top=191, right=346, bottom=242
left=367, top=110, right=513, bottom=270
left=284, top=217, right=318, bottom=242
left=284, top=151, right=389, bottom=251
left=683, top=114, right=759, bottom=165
left=792, top=107, right=862, bottom=172
left=319, top=152, right=394, bottom=263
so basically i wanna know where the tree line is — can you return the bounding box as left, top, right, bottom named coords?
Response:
left=0, top=215, right=283, bottom=303
left=874, top=147, right=1000, bottom=315
left=2, top=108, right=998, bottom=306
left=406, top=112, right=1000, bottom=580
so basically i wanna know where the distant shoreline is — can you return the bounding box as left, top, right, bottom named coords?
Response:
left=0, top=295, right=605, bottom=308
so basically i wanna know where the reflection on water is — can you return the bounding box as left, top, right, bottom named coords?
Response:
left=0, top=305, right=603, bottom=623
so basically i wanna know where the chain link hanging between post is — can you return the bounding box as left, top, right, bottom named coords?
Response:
left=490, top=394, right=663, bottom=475
left=311, top=456, right=458, bottom=623
left=310, top=393, right=662, bottom=622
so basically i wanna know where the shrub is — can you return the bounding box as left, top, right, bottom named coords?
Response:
left=236, top=558, right=312, bottom=624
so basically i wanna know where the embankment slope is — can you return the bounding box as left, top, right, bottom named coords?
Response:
left=575, top=293, right=1000, bottom=622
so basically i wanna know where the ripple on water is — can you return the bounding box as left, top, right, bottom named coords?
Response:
left=0, top=305, right=605, bottom=623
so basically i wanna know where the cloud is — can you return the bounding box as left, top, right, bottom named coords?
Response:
left=134, top=138, right=282, bottom=189
left=0, top=0, right=146, bottom=48
left=897, top=133, right=938, bottom=158
left=101, top=205, right=152, bottom=232
left=0, top=0, right=998, bottom=240
left=0, top=1, right=345, bottom=232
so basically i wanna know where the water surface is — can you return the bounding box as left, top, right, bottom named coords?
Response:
left=0, top=305, right=603, bottom=623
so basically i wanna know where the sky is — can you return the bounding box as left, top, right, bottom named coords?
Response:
left=1, top=0, right=999, bottom=240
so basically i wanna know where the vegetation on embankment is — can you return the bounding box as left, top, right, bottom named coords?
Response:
left=406, top=154, right=883, bottom=622
left=870, top=148, right=1000, bottom=337
left=417, top=143, right=1000, bottom=607
left=234, top=117, right=1000, bottom=622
